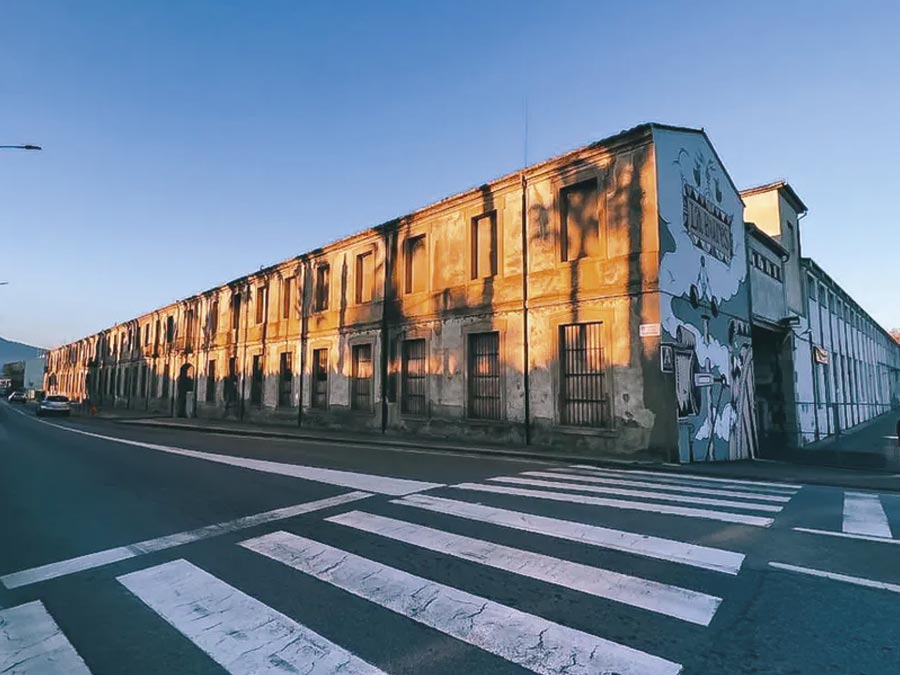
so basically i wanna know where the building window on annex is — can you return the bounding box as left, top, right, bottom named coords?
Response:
left=282, top=276, right=294, bottom=319
left=559, top=322, right=609, bottom=427
left=351, top=344, right=373, bottom=412
left=226, top=357, right=238, bottom=404
left=314, top=265, right=330, bottom=312
left=405, top=235, right=427, bottom=294
left=206, top=360, right=216, bottom=403
left=311, top=348, right=328, bottom=409
left=255, top=285, right=268, bottom=324
left=231, top=293, right=242, bottom=330
left=467, top=332, right=501, bottom=419
left=560, top=179, right=601, bottom=262
left=278, top=352, right=293, bottom=407
left=401, top=339, right=426, bottom=415
left=471, top=212, right=497, bottom=279
left=356, top=252, right=374, bottom=304
left=250, top=355, right=263, bottom=406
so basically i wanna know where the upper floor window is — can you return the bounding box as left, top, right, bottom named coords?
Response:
left=185, top=308, right=195, bottom=345
left=405, top=235, right=427, bottom=294
left=560, top=179, right=600, bottom=262
left=166, top=316, right=175, bottom=343
left=231, top=293, right=241, bottom=330
left=471, top=212, right=497, bottom=279
left=255, top=285, right=268, bottom=324
left=314, top=264, right=330, bottom=311
left=355, top=252, right=374, bottom=304
left=209, top=299, right=219, bottom=334
left=282, top=276, right=294, bottom=319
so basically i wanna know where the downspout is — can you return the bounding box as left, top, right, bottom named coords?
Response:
left=239, top=284, right=248, bottom=422
left=380, top=230, right=394, bottom=434
left=520, top=172, right=531, bottom=445
left=297, top=262, right=309, bottom=427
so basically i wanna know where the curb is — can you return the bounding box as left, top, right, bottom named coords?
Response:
left=109, top=418, right=900, bottom=493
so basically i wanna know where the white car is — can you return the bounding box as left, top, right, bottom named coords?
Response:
left=37, top=395, right=71, bottom=417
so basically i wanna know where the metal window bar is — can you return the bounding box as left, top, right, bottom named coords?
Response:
left=311, top=349, right=328, bottom=409
left=560, top=322, right=608, bottom=427
left=250, top=355, right=263, bottom=406
left=278, top=352, right=293, bottom=407
left=468, top=332, right=501, bottom=419
left=351, top=344, right=373, bottom=411
left=402, top=339, right=426, bottom=415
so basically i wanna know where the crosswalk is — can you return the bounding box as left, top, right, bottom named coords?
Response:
left=794, top=489, right=898, bottom=544
left=1, top=465, right=805, bottom=674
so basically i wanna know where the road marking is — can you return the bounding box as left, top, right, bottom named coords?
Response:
left=525, top=471, right=792, bottom=502
left=565, top=465, right=801, bottom=491
left=393, top=494, right=745, bottom=575
left=487, top=476, right=783, bottom=513
left=768, top=562, right=900, bottom=595
left=793, top=527, right=900, bottom=545
left=842, top=492, right=892, bottom=538
left=22, top=416, right=442, bottom=495
left=241, top=531, right=683, bottom=675
left=1, top=491, right=372, bottom=589
left=328, top=510, right=720, bottom=625
left=0, top=601, right=92, bottom=674
left=119, top=559, right=386, bottom=675
left=451, top=482, right=774, bottom=527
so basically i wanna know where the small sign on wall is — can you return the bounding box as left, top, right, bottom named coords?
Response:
left=660, top=344, right=674, bottom=372
left=639, top=323, right=661, bottom=338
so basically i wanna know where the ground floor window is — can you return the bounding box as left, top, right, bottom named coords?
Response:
left=467, top=331, right=501, bottom=419
left=401, top=339, right=426, bottom=415
left=311, top=348, right=328, bottom=409
left=278, top=351, right=293, bottom=407
left=250, top=354, right=263, bottom=406
left=206, top=360, right=216, bottom=402
left=559, top=321, right=608, bottom=427
left=225, top=357, right=238, bottom=404
left=161, top=366, right=169, bottom=398
left=351, top=343, right=373, bottom=411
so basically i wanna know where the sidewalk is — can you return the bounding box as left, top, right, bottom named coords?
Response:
left=103, top=414, right=900, bottom=493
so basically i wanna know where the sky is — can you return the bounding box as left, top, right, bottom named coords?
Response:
left=2, top=0, right=899, bottom=348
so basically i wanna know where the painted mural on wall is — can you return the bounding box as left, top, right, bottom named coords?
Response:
left=655, top=128, right=757, bottom=462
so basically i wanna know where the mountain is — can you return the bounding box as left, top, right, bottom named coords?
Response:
left=0, top=336, right=43, bottom=366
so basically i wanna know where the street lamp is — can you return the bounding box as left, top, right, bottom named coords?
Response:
left=0, top=145, right=41, bottom=150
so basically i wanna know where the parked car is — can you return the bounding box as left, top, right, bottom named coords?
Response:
left=37, top=395, right=71, bottom=416
left=7, top=390, right=27, bottom=403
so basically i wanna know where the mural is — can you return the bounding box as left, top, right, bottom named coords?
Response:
left=655, top=128, right=757, bottom=462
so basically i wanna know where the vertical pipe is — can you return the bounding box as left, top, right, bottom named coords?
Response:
left=520, top=173, right=531, bottom=445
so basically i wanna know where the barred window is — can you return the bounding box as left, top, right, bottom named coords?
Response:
left=559, top=322, right=609, bottom=427
left=311, top=348, right=328, bottom=409
left=401, top=339, right=426, bottom=415
left=468, top=332, right=501, bottom=419
left=351, top=344, right=373, bottom=411
left=206, top=360, right=216, bottom=403
left=278, top=352, right=293, bottom=407
left=250, top=354, right=263, bottom=406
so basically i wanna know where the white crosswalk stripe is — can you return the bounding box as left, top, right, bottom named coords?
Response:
left=451, top=481, right=775, bottom=527
left=392, top=493, right=745, bottom=574
left=0, top=601, right=92, bottom=675
left=842, top=492, right=893, bottom=538
left=119, top=559, right=387, bottom=675
left=486, top=476, right=783, bottom=513
left=564, top=465, right=801, bottom=492
left=241, top=530, right=684, bottom=675
left=326, top=510, right=722, bottom=625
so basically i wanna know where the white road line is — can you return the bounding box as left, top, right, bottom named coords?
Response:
left=768, top=562, right=900, bottom=595
left=524, top=471, right=792, bottom=502
left=25, top=416, right=441, bottom=495
left=241, top=531, right=683, bottom=675
left=793, top=527, right=900, bottom=545
left=1, top=491, right=371, bottom=590
left=565, top=465, right=800, bottom=492
left=842, top=492, right=892, bottom=538
left=451, top=482, right=774, bottom=527
left=393, top=494, right=745, bottom=575
left=118, top=559, right=386, bottom=675
left=328, top=510, right=721, bottom=625
left=487, top=476, right=783, bottom=513
left=0, top=601, right=92, bottom=675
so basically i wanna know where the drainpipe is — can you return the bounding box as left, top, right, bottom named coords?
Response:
left=297, top=263, right=308, bottom=427
left=239, top=284, right=248, bottom=422
left=520, top=172, right=531, bottom=445
left=380, top=231, right=394, bottom=435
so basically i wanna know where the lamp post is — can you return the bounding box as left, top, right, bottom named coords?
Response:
left=0, top=145, right=41, bottom=150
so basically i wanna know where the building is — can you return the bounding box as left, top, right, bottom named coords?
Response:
left=44, top=124, right=900, bottom=462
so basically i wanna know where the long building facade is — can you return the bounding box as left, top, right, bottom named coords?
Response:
left=45, top=124, right=900, bottom=462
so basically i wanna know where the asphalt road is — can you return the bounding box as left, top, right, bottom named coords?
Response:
left=1, top=401, right=899, bottom=675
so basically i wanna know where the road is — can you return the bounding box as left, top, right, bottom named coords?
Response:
left=1, top=401, right=899, bottom=675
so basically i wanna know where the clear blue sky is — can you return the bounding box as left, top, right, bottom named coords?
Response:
left=2, top=1, right=898, bottom=348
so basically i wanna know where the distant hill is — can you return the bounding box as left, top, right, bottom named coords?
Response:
left=0, top=336, right=43, bottom=366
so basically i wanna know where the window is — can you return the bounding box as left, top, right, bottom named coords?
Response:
left=351, top=344, right=373, bottom=411
left=311, top=348, right=328, bottom=408
left=131, top=366, right=139, bottom=397
left=185, top=308, right=194, bottom=346
left=401, top=339, right=427, bottom=415
left=143, top=324, right=150, bottom=346
left=161, top=365, right=170, bottom=398
left=314, top=264, right=330, bottom=311
left=808, top=276, right=817, bottom=301
left=155, top=320, right=161, bottom=347
left=468, top=332, right=501, bottom=419
left=231, top=293, right=242, bottom=330
left=209, top=299, right=219, bottom=334
left=752, top=252, right=760, bottom=268
left=560, top=179, right=600, bottom=262
left=255, top=285, right=268, bottom=324
left=166, top=316, right=175, bottom=343
left=559, top=322, right=608, bottom=427
left=355, top=252, right=374, bottom=304
left=404, top=235, right=427, bottom=294
left=471, top=212, right=497, bottom=279
left=141, top=365, right=148, bottom=397
left=206, top=360, right=216, bottom=403
left=278, top=352, right=293, bottom=407
left=226, top=357, right=238, bottom=403
left=282, top=276, right=294, bottom=319
left=250, top=354, right=263, bottom=406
